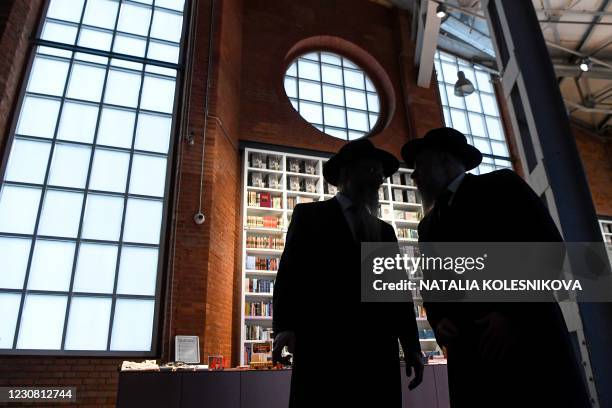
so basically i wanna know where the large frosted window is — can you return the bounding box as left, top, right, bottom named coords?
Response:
left=435, top=50, right=512, bottom=174
left=284, top=51, right=380, bottom=141
left=0, top=0, right=186, bottom=354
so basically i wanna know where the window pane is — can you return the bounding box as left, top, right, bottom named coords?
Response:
left=66, top=63, right=106, bottom=102
left=65, top=296, right=112, bottom=350
left=117, top=246, right=159, bottom=295
left=475, top=70, right=493, bottom=92
left=78, top=28, right=113, bottom=51
left=28, top=240, right=76, bottom=291
left=298, top=60, right=320, bottom=81
left=0, top=293, right=21, bottom=348
left=348, top=131, right=365, bottom=140
left=438, top=83, right=447, bottom=105
left=324, top=127, right=347, bottom=139
left=347, top=110, right=368, bottom=131
left=480, top=93, right=498, bottom=116
left=16, top=96, right=61, bottom=139
left=0, top=237, right=31, bottom=289
left=486, top=116, right=504, bottom=141
left=110, top=298, right=154, bottom=351
left=117, top=3, right=152, bottom=37
left=47, top=0, right=85, bottom=22
left=284, top=77, right=297, bottom=98
left=464, top=93, right=482, bottom=112
left=129, top=154, right=167, bottom=197
left=41, top=20, right=78, bottom=45
left=321, top=65, right=342, bottom=85
left=446, top=85, right=464, bottom=109
left=57, top=101, right=99, bottom=143
left=104, top=69, right=142, bottom=108
left=321, top=53, right=341, bottom=65
left=83, top=0, right=119, bottom=29
left=468, top=113, right=486, bottom=137
left=472, top=137, right=492, bottom=154
left=150, top=9, right=183, bottom=42
left=286, top=62, right=297, bottom=76
left=345, top=89, right=366, bottom=110
left=73, top=243, right=118, bottom=293
left=5, top=139, right=51, bottom=184
left=28, top=57, right=70, bottom=96
left=491, top=141, right=509, bottom=157
left=38, top=190, right=83, bottom=238
left=135, top=113, right=172, bottom=153
left=48, top=143, right=91, bottom=188
left=367, top=93, right=379, bottom=113
left=81, top=194, right=124, bottom=241
left=0, top=186, right=41, bottom=234
left=322, top=85, right=344, bottom=106
left=298, top=80, right=321, bottom=102
left=113, top=34, right=147, bottom=58
left=450, top=109, right=468, bottom=134
left=17, top=294, right=67, bottom=349
left=140, top=75, right=176, bottom=113
left=97, top=108, right=136, bottom=148
left=89, top=149, right=130, bottom=192
left=441, top=62, right=458, bottom=83
left=343, top=69, right=364, bottom=89
left=323, top=105, right=346, bottom=128
left=156, top=0, right=185, bottom=11
left=123, top=198, right=162, bottom=244
left=298, top=101, right=322, bottom=124
left=369, top=114, right=378, bottom=128
left=147, top=40, right=180, bottom=63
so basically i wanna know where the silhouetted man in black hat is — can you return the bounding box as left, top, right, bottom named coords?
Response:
left=401, top=127, right=590, bottom=407
left=273, top=138, right=423, bottom=407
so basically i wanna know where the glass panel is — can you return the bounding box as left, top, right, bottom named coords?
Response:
left=135, top=113, right=171, bottom=153
left=5, top=139, right=51, bottom=184
left=365, top=77, right=375, bottom=92
left=369, top=114, right=378, bottom=128
left=468, top=113, right=486, bottom=137
left=285, top=62, right=297, bottom=77
left=346, top=110, right=368, bottom=131
left=438, top=83, right=447, bottom=106
left=348, top=131, right=365, bottom=140
left=75, top=52, right=108, bottom=65
left=16, top=294, right=67, bottom=349
left=104, top=69, right=143, bottom=108
left=298, top=101, right=322, bottom=124
left=38, top=190, right=83, bottom=238
left=117, top=246, right=159, bottom=295
left=28, top=57, right=70, bottom=96
left=324, top=127, right=347, bottom=139
left=298, top=80, right=321, bottom=102
left=480, top=93, right=498, bottom=116
left=345, top=89, right=366, bottom=110
left=323, top=105, right=346, bottom=128
left=66, top=63, right=106, bottom=102
left=81, top=194, right=124, bottom=241
left=147, top=40, right=180, bottom=63
left=57, top=101, right=99, bottom=143
left=485, top=116, right=504, bottom=141
left=343, top=69, right=364, bottom=89
left=322, top=85, right=344, bottom=106
left=129, top=154, right=167, bottom=197
left=450, top=109, right=468, bottom=134
left=475, top=70, right=493, bottom=92
left=97, top=108, right=136, bottom=148
left=302, top=52, right=318, bottom=61
left=117, top=2, right=152, bottom=37
left=28, top=240, right=76, bottom=291
left=0, top=293, right=21, bottom=348
left=367, top=93, right=379, bottom=113
left=64, top=296, right=112, bottom=350
left=140, top=75, right=176, bottom=113
left=89, top=148, right=130, bottom=192
left=284, top=77, right=297, bottom=98
left=442, top=107, right=451, bottom=125
left=41, top=20, right=78, bottom=45
left=83, top=0, right=119, bottom=29
left=321, top=65, right=343, bottom=85
left=113, top=34, right=147, bottom=57
left=472, top=137, right=492, bottom=154
left=464, top=93, right=482, bottom=112
left=156, top=0, right=186, bottom=11
left=150, top=9, right=183, bottom=42
left=73, top=243, right=118, bottom=293
left=78, top=28, right=113, bottom=51
left=110, top=298, right=154, bottom=351
left=321, top=53, right=341, bottom=65
left=48, top=143, right=91, bottom=188
left=446, top=85, right=464, bottom=109
left=123, top=198, right=162, bottom=244
left=16, top=96, right=61, bottom=139
left=441, top=62, right=458, bottom=83
left=0, top=186, right=41, bottom=234
left=491, top=141, right=509, bottom=157
left=0, top=237, right=31, bottom=289
left=47, top=0, right=85, bottom=22
left=297, top=60, right=320, bottom=81
left=342, top=58, right=358, bottom=69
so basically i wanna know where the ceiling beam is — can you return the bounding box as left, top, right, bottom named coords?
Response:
left=554, top=64, right=612, bottom=79
left=416, top=0, right=442, bottom=87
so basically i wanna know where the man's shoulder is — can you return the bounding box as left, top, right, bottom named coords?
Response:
left=292, top=198, right=336, bottom=216
left=469, top=168, right=522, bottom=187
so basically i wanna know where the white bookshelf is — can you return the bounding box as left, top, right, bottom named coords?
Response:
left=240, top=147, right=441, bottom=365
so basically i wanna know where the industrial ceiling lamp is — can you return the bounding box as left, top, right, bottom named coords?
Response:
left=454, top=71, right=475, bottom=97
left=579, top=57, right=592, bottom=72
left=436, top=3, right=447, bottom=18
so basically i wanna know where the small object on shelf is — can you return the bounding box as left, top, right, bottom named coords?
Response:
left=406, top=190, right=417, bottom=203
left=267, top=174, right=281, bottom=189
left=267, top=155, right=281, bottom=170
left=326, top=183, right=338, bottom=195
left=378, top=187, right=385, bottom=201
left=251, top=153, right=266, bottom=169
left=304, top=178, right=317, bottom=193
left=392, top=173, right=402, bottom=185
left=288, top=158, right=301, bottom=173
left=250, top=172, right=265, bottom=188
left=208, top=355, right=225, bottom=370
left=121, top=360, right=160, bottom=371
left=393, top=188, right=404, bottom=202
left=381, top=204, right=392, bottom=219
left=304, top=160, right=316, bottom=175
left=402, top=173, right=414, bottom=186
left=288, top=176, right=301, bottom=191
left=259, top=192, right=271, bottom=208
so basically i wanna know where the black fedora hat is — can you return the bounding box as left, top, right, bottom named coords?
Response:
left=401, top=127, right=482, bottom=170
left=323, top=139, right=399, bottom=186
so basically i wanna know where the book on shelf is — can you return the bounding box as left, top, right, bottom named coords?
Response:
left=397, top=227, right=419, bottom=239
left=245, top=325, right=274, bottom=341
left=245, top=300, right=273, bottom=317
left=246, top=215, right=282, bottom=229
left=299, top=196, right=314, bottom=204
left=393, top=188, right=404, bottom=202
left=392, top=173, right=402, bottom=185
left=247, top=191, right=282, bottom=208
left=406, top=190, right=417, bottom=204
left=245, top=278, right=274, bottom=293
left=287, top=196, right=297, bottom=209
left=380, top=204, right=392, bottom=219
left=394, top=210, right=420, bottom=221
left=245, top=256, right=279, bottom=271
left=259, top=192, right=271, bottom=207
left=246, top=235, right=284, bottom=250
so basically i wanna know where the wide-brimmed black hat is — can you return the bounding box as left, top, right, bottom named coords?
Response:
left=401, top=127, right=482, bottom=170
left=323, top=138, right=399, bottom=186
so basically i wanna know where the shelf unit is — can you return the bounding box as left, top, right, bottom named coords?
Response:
left=240, top=147, right=441, bottom=365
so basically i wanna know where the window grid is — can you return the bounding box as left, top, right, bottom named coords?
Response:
left=600, top=219, right=612, bottom=244
left=434, top=50, right=512, bottom=175
left=0, top=0, right=186, bottom=355
left=284, top=51, right=380, bottom=141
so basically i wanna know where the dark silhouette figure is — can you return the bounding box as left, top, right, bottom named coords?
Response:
left=402, top=127, right=591, bottom=407
left=272, top=139, right=423, bottom=408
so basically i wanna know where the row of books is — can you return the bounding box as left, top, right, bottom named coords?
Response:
left=249, top=173, right=282, bottom=189
left=419, top=329, right=435, bottom=339
left=397, top=227, right=418, bottom=239
left=245, top=278, right=274, bottom=294
left=245, top=256, right=279, bottom=271
left=246, top=215, right=282, bottom=229
left=247, top=191, right=283, bottom=208
left=250, top=153, right=282, bottom=170
left=244, top=342, right=272, bottom=365
left=246, top=236, right=284, bottom=250
left=394, top=210, right=421, bottom=221
left=245, top=301, right=273, bottom=317
left=287, top=195, right=315, bottom=209
left=245, top=325, right=274, bottom=341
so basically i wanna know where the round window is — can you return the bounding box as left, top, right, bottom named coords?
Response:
left=284, top=51, right=381, bottom=140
